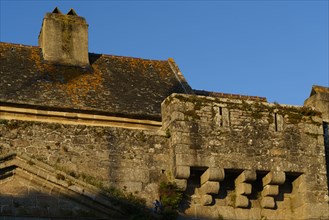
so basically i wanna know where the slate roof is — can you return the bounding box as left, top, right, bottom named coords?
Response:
left=0, top=42, right=191, bottom=120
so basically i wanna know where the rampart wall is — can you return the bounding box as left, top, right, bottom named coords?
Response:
left=0, top=119, right=170, bottom=217
left=162, top=94, right=328, bottom=219
left=0, top=93, right=328, bottom=219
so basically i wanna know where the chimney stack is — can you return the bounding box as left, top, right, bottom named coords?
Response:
left=38, top=7, right=89, bottom=66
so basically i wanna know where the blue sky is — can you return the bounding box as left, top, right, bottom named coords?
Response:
left=1, top=0, right=328, bottom=105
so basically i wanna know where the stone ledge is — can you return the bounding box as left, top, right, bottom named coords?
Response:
left=0, top=105, right=162, bottom=130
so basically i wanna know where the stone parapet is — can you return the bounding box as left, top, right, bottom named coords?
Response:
left=161, top=93, right=328, bottom=219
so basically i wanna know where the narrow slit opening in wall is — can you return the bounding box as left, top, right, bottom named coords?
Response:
left=274, top=113, right=278, bottom=132
left=219, top=107, right=223, bottom=126
left=228, top=109, right=231, bottom=126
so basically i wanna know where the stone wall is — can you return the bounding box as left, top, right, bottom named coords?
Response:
left=304, top=85, right=329, bottom=122
left=0, top=153, right=125, bottom=219
left=0, top=120, right=170, bottom=207
left=1, top=92, right=329, bottom=219
left=162, top=93, right=329, bottom=219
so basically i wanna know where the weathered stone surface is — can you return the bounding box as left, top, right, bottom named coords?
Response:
left=235, top=195, right=249, bottom=208
left=293, top=203, right=329, bottom=220
left=200, top=167, right=225, bottom=185
left=290, top=194, right=305, bottom=209
left=235, top=170, right=257, bottom=184
left=304, top=86, right=329, bottom=122
left=261, top=196, right=275, bottom=209
left=0, top=82, right=328, bottom=220
left=0, top=164, right=123, bottom=218
left=0, top=121, right=169, bottom=204
left=160, top=93, right=328, bottom=218
left=174, top=165, right=190, bottom=179
left=263, top=171, right=286, bottom=186
left=197, top=181, right=220, bottom=195
left=201, top=194, right=213, bottom=206
left=236, top=182, right=252, bottom=195
left=262, top=185, right=279, bottom=197
left=174, top=178, right=187, bottom=191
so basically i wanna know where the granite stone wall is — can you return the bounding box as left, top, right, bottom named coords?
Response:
left=161, top=93, right=329, bottom=219
left=1, top=92, right=328, bottom=219
left=0, top=120, right=170, bottom=207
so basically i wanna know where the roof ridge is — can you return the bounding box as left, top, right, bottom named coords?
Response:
left=1, top=42, right=169, bottom=62
left=95, top=53, right=168, bottom=62
left=0, top=42, right=39, bottom=48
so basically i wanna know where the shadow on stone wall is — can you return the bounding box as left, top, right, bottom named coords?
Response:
left=0, top=152, right=159, bottom=219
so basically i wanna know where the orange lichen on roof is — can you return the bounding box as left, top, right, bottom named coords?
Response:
left=55, top=66, right=103, bottom=105
left=168, top=58, right=175, bottom=63
left=27, top=46, right=104, bottom=105
left=29, top=47, right=56, bottom=73
left=103, top=55, right=170, bottom=78
left=1, top=42, right=189, bottom=118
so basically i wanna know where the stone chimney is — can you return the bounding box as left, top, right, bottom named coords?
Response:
left=38, top=8, right=89, bottom=66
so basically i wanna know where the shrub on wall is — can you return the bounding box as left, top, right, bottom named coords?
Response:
left=158, top=181, right=183, bottom=210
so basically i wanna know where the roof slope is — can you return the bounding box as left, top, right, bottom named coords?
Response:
left=0, top=42, right=191, bottom=120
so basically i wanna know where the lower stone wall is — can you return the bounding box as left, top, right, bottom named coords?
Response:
left=0, top=120, right=170, bottom=206
left=0, top=172, right=105, bottom=218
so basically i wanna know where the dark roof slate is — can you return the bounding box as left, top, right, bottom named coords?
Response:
left=0, top=42, right=191, bottom=120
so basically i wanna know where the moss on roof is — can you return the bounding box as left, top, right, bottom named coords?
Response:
left=0, top=42, right=190, bottom=120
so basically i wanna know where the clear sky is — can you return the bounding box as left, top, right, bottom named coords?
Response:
left=1, top=0, right=328, bottom=106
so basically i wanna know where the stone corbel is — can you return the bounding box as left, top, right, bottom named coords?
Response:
left=261, top=171, right=285, bottom=209
left=234, top=170, right=256, bottom=208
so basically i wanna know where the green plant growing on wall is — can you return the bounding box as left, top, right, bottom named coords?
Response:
left=165, top=129, right=171, bottom=138
left=158, top=181, right=183, bottom=210
left=217, top=213, right=224, bottom=220
left=0, top=119, right=8, bottom=125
